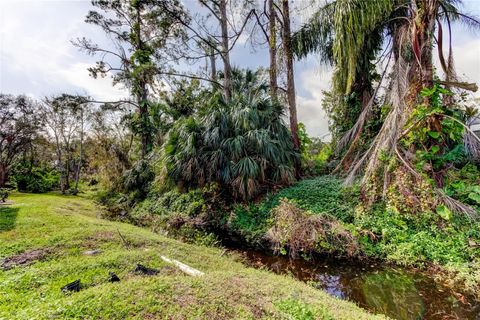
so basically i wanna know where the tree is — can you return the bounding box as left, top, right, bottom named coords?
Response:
left=0, top=94, right=40, bottom=187
left=280, top=0, right=301, bottom=170
left=71, top=99, right=93, bottom=195
left=41, top=95, right=91, bottom=194
left=74, top=0, right=187, bottom=157
left=293, top=0, right=383, bottom=164
left=163, top=0, right=255, bottom=101
left=89, top=104, right=134, bottom=191
left=294, top=0, right=480, bottom=215
left=248, top=0, right=301, bottom=171
left=267, top=0, right=278, bottom=101
left=165, top=69, right=297, bottom=200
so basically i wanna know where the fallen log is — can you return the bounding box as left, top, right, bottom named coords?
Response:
left=160, top=255, right=204, bottom=277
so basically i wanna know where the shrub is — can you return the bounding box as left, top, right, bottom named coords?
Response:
left=122, top=159, right=155, bottom=203
left=11, top=166, right=59, bottom=193
left=226, top=176, right=359, bottom=246
left=132, top=188, right=206, bottom=224
left=266, top=199, right=359, bottom=258
left=265, top=176, right=359, bottom=222
left=0, top=188, right=8, bottom=202
left=444, top=163, right=480, bottom=210
left=131, top=187, right=220, bottom=246
left=298, top=123, right=333, bottom=175
left=354, top=206, right=480, bottom=266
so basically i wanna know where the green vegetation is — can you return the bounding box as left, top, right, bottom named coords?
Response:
left=228, top=176, right=358, bottom=244
left=165, top=69, right=297, bottom=200
left=0, top=193, right=384, bottom=319
left=2, top=0, right=480, bottom=318
left=0, top=189, right=8, bottom=203
left=11, top=164, right=59, bottom=193
left=226, top=175, right=480, bottom=296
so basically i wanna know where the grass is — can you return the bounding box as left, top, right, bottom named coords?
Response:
left=0, top=193, right=385, bottom=320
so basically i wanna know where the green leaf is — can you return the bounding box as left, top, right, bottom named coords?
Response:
left=428, top=131, right=441, bottom=139
left=472, top=186, right=480, bottom=194
left=468, top=192, right=480, bottom=204
left=451, top=181, right=465, bottom=191
left=430, top=145, right=440, bottom=154
left=436, top=205, right=453, bottom=221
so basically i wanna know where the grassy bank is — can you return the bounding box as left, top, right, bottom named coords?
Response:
left=0, top=193, right=385, bottom=320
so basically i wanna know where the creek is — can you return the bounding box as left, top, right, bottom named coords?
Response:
left=234, top=250, right=480, bottom=320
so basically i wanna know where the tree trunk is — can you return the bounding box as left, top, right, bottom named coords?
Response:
left=65, top=157, right=70, bottom=191
left=268, top=0, right=278, bottom=101
left=138, top=89, right=149, bottom=158
left=136, top=5, right=150, bottom=158
left=54, top=136, right=66, bottom=194
left=74, top=109, right=84, bottom=194
left=0, top=163, right=7, bottom=188
left=420, top=4, right=436, bottom=89
left=209, top=45, right=217, bottom=83
left=281, top=0, right=301, bottom=173
left=219, top=0, right=232, bottom=102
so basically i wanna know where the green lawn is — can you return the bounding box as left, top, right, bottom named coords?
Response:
left=0, top=193, right=385, bottom=320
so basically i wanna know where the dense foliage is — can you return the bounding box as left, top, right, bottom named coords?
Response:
left=0, top=94, right=41, bottom=187
left=226, top=174, right=480, bottom=294
left=11, top=164, right=59, bottom=193
left=165, top=70, right=297, bottom=200
left=2, top=0, right=480, bottom=310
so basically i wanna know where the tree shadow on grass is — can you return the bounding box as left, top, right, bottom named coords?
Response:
left=0, top=206, right=19, bottom=232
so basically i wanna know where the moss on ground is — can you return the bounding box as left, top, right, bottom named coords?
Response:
left=0, top=193, right=385, bottom=320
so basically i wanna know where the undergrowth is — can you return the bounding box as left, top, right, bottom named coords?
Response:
left=120, top=166, right=480, bottom=296
left=226, top=171, right=480, bottom=295
left=0, top=193, right=382, bottom=319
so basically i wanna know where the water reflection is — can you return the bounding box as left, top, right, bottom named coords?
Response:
left=235, top=250, right=480, bottom=320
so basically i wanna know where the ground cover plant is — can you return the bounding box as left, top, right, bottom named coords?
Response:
left=226, top=174, right=480, bottom=296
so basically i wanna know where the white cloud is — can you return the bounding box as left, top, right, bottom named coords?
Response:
left=55, top=63, right=129, bottom=101
left=0, top=0, right=128, bottom=101
left=296, top=68, right=332, bottom=139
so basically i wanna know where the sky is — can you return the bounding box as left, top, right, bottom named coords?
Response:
left=1, top=0, right=479, bottom=139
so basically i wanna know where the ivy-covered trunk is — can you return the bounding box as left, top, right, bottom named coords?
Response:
left=138, top=87, right=150, bottom=158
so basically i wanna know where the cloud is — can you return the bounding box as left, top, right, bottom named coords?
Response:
left=0, top=0, right=128, bottom=101
left=56, top=63, right=129, bottom=101
left=296, top=68, right=332, bottom=139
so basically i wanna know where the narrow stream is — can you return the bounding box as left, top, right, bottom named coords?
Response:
left=234, top=250, right=480, bottom=320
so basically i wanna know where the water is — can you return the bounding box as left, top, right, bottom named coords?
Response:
left=234, top=250, right=480, bottom=320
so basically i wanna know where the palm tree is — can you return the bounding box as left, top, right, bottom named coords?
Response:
left=294, top=0, right=480, bottom=215
left=164, top=69, right=297, bottom=200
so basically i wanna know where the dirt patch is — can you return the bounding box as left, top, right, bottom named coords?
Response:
left=0, top=200, right=14, bottom=206
left=82, top=231, right=116, bottom=248
left=1, top=248, right=52, bottom=270
left=159, top=265, right=181, bottom=276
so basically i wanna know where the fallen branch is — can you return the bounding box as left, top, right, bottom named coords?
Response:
left=160, top=255, right=204, bottom=277
left=438, top=81, right=478, bottom=92
left=117, top=228, right=130, bottom=248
